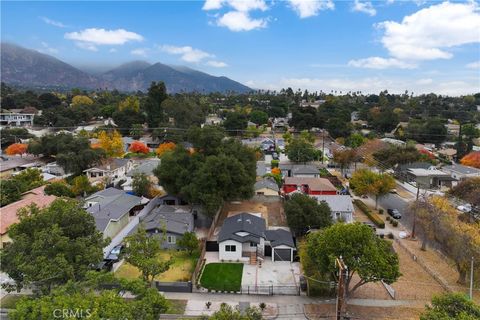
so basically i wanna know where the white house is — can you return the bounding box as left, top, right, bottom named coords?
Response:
left=84, top=158, right=133, bottom=185
left=442, top=164, right=480, bottom=182
left=217, top=213, right=295, bottom=263
left=311, top=195, right=354, bottom=223
left=0, top=110, right=35, bottom=127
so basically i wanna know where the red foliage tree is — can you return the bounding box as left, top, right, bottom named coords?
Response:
left=5, top=143, right=28, bottom=155
left=460, top=151, right=480, bottom=169
left=129, top=141, right=149, bottom=154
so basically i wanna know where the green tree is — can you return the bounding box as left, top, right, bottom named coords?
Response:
left=0, top=128, right=32, bottom=149
left=71, top=175, right=98, bottom=196
left=44, top=182, right=75, bottom=198
left=210, top=303, right=263, bottom=320
left=249, top=110, right=268, bottom=125
left=333, top=149, right=359, bottom=174
left=303, top=223, right=401, bottom=297
left=373, top=145, right=423, bottom=168
left=143, top=81, right=168, bottom=127
left=0, top=168, right=45, bottom=207
left=0, top=199, right=106, bottom=293
left=345, top=133, right=365, bottom=148
left=132, top=173, right=152, bottom=198
left=119, top=95, right=140, bottom=112
left=112, top=108, right=145, bottom=135
left=420, top=293, right=480, bottom=320
left=124, top=227, right=172, bottom=284
left=223, top=112, right=248, bottom=134
left=9, top=273, right=169, bottom=320
left=350, top=169, right=395, bottom=208
left=0, top=179, right=21, bottom=206
left=406, top=118, right=447, bottom=144
left=162, top=97, right=206, bottom=128
left=177, top=232, right=199, bottom=254
left=285, top=193, right=332, bottom=236
left=130, top=123, right=144, bottom=139
left=286, top=138, right=317, bottom=163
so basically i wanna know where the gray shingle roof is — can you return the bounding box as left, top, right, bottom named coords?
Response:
left=132, top=205, right=194, bottom=235
left=85, top=188, right=142, bottom=232
left=265, top=229, right=295, bottom=248
left=292, top=165, right=319, bottom=175
left=443, top=164, right=480, bottom=175
left=218, top=213, right=266, bottom=244
left=254, top=178, right=279, bottom=192
left=256, top=161, right=266, bottom=176
left=127, top=159, right=160, bottom=177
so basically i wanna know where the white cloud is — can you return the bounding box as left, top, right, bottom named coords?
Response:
left=466, top=61, right=480, bottom=69
left=287, top=0, right=334, bottom=18
left=378, top=2, right=480, bottom=61
left=415, top=78, right=433, bottom=85
left=348, top=57, right=416, bottom=69
left=65, top=28, right=143, bottom=49
left=206, top=60, right=228, bottom=67
left=203, top=0, right=268, bottom=12
left=38, top=42, right=59, bottom=54
left=40, top=16, right=67, bottom=28
left=217, top=11, right=267, bottom=31
left=352, top=1, right=376, bottom=16
left=160, top=45, right=213, bottom=63
left=131, top=48, right=148, bottom=57
left=109, top=48, right=117, bottom=53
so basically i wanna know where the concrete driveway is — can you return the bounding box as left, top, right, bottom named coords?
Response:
left=242, top=260, right=300, bottom=287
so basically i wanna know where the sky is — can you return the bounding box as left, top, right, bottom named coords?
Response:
left=1, top=0, right=480, bottom=95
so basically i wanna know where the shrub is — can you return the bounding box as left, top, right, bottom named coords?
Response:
left=379, top=209, right=384, bottom=215
left=386, top=216, right=391, bottom=221
left=387, top=232, right=394, bottom=239
left=353, top=199, right=385, bottom=229
left=44, top=182, right=75, bottom=198
left=271, top=159, right=279, bottom=168
left=392, top=220, right=398, bottom=227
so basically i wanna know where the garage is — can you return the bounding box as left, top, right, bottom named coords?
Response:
left=272, top=247, right=292, bottom=262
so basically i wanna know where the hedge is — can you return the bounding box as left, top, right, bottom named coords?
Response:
left=353, top=199, right=385, bottom=229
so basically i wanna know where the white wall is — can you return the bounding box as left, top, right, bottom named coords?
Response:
left=219, top=240, right=242, bottom=261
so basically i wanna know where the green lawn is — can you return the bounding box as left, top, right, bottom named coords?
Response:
left=165, top=299, right=187, bottom=314
left=200, top=263, right=243, bottom=292
left=115, top=250, right=198, bottom=282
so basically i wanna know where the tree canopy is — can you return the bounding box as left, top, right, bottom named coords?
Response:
left=350, top=169, right=396, bottom=208
left=420, top=293, right=480, bottom=320
left=0, top=199, right=106, bottom=293
left=286, top=138, right=318, bottom=163
left=284, top=193, right=332, bottom=236
left=302, top=223, right=401, bottom=297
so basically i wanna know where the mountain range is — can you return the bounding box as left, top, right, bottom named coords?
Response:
left=0, top=43, right=251, bottom=93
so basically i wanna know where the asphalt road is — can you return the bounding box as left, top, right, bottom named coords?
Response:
left=378, top=194, right=414, bottom=231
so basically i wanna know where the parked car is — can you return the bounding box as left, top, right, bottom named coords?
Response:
left=457, top=204, right=472, bottom=213
left=389, top=189, right=398, bottom=194
left=272, top=152, right=279, bottom=160
left=110, top=244, right=124, bottom=256
left=387, top=208, right=402, bottom=219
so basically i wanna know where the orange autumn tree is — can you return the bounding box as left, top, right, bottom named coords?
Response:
left=460, top=151, right=480, bottom=168
left=155, top=142, right=176, bottom=157
left=129, top=141, right=149, bottom=154
left=5, top=143, right=28, bottom=155
left=271, top=167, right=281, bottom=175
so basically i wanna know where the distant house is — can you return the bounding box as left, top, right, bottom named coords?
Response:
left=273, top=118, right=288, bottom=131
left=283, top=177, right=337, bottom=195
left=122, top=158, right=161, bottom=192
left=0, top=156, right=48, bottom=178
left=311, top=195, right=354, bottom=223
left=445, top=123, right=460, bottom=136
left=0, top=108, right=36, bottom=127
left=203, top=114, right=223, bottom=126
left=437, top=148, right=457, bottom=162
left=139, top=136, right=161, bottom=151
left=279, top=164, right=319, bottom=178
left=218, top=213, right=295, bottom=263
left=0, top=186, right=57, bottom=248
left=132, top=204, right=194, bottom=249
left=85, top=188, right=145, bottom=239
left=254, top=178, right=279, bottom=196
left=442, top=164, right=480, bottom=182
left=84, top=158, right=133, bottom=185
left=405, top=168, right=455, bottom=190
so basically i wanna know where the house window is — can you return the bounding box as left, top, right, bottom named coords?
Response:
left=250, top=242, right=257, bottom=247
left=167, top=235, right=176, bottom=244
left=225, top=245, right=236, bottom=252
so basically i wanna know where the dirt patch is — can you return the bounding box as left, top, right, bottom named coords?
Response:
left=218, top=200, right=287, bottom=227
left=305, top=303, right=424, bottom=320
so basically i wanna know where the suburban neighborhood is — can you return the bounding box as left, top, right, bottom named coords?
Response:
left=1, top=1, right=480, bottom=319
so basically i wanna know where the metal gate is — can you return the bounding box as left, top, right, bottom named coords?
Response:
left=273, top=248, right=291, bottom=261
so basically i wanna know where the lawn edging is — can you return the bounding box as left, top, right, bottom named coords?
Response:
left=353, top=199, right=385, bottom=228
left=199, top=262, right=243, bottom=293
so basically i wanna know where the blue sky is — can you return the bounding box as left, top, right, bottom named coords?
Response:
left=1, top=0, right=479, bottom=95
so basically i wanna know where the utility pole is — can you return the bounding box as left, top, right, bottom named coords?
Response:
left=335, top=257, right=348, bottom=320
left=470, top=256, right=474, bottom=300
left=322, top=130, right=325, bottom=164
left=411, top=185, right=420, bottom=240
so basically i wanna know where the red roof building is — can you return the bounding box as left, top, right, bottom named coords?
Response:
left=282, top=177, right=337, bottom=195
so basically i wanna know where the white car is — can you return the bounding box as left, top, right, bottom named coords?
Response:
left=457, top=204, right=472, bottom=213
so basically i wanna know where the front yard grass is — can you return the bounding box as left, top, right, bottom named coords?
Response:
left=199, top=263, right=243, bottom=292
left=0, top=294, right=28, bottom=309
left=165, top=299, right=187, bottom=314
left=115, top=250, right=198, bottom=282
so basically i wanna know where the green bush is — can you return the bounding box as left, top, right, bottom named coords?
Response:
left=379, top=209, right=384, bottom=215
left=387, top=232, right=394, bottom=239
left=271, top=159, right=279, bottom=168
left=386, top=216, right=391, bottom=221
left=353, top=199, right=385, bottom=229
left=392, top=220, right=398, bottom=227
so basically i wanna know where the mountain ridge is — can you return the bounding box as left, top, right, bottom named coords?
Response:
left=0, top=43, right=251, bottom=93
